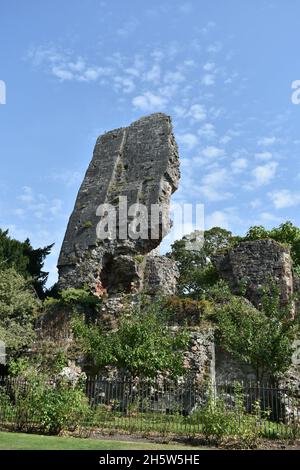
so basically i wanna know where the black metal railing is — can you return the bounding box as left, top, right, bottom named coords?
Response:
left=0, top=375, right=299, bottom=438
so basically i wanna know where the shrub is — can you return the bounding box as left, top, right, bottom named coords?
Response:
left=72, top=300, right=189, bottom=379
left=188, top=383, right=263, bottom=447
left=5, top=375, right=90, bottom=434
left=0, top=267, right=40, bottom=356
left=164, top=296, right=212, bottom=325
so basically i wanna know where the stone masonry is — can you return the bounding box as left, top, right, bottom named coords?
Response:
left=58, top=113, right=180, bottom=296
left=212, top=239, right=294, bottom=308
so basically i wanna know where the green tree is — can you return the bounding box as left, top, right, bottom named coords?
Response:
left=0, top=267, right=40, bottom=356
left=203, top=227, right=237, bottom=256
left=0, top=229, right=53, bottom=298
left=72, top=300, right=189, bottom=378
left=215, top=288, right=298, bottom=382
left=167, top=227, right=235, bottom=298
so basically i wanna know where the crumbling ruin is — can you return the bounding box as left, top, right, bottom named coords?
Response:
left=54, top=112, right=299, bottom=388
left=58, top=112, right=180, bottom=296
left=212, top=239, right=294, bottom=309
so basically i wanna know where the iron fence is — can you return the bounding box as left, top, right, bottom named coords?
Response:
left=0, top=375, right=300, bottom=438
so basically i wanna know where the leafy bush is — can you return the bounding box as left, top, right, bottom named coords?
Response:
left=3, top=374, right=90, bottom=434
left=215, top=287, right=298, bottom=381
left=164, top=296, right=213, bottom=325
left=0, top=267, right=40, bottom=356
left=188, top=383, right=265, bottom=447
left=72, top=300, right=189, bottom=379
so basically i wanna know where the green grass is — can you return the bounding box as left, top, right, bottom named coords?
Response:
left=0, top=431, right=207, bottom=450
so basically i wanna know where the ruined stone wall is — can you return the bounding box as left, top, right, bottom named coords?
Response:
left=143, top=256, right=179, bottom=296
left=212, top=239, right=293, bottom=308
left=183, top=328, right=215, bottom=384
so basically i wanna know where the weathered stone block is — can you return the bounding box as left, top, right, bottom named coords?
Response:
left=143, top=256, right=179, bottom=296
left=212, top=239, right=293, bottom=308
left=58, top=113, right=180, bottom=294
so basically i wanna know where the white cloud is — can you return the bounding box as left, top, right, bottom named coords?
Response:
left=143, top=64, right=161, bottom=83
left=17, top=187, right=63, bottom=220
left=52, top=67, right=74, bottom=81
left=164, top=70, right=185, bottom=84
left=259, top=212, right=281, bottom=223
left=188, top=104, right=206, bottom=121
left=27, top=46, right=113, bottom=83
left=150, top=49, right=164, bottom=62
left=252, top=162, right=278, bottom=186
left=132, top=91, right=167, bottom=111
left=173, top=105, right=187, bottom=118
left=117, top=18, right=139, bottom=37
left=114, top=76, right=135, bottom=93
left=255, top=151, right=273, bottom=161
left=200, top=168, right=232, bottom=201
left=220, top=135, right=232, bottom=145
left=231, top=158, right=248, bottom=173
left=177, top=133, right=198, bottom=149
left=206, top=210, right=229, bottom=229
left=179, top=2, right=193, bottom=13
left=268, top=189, right=300, bottom=209
left=198, top=123, right=216, bottom=139
left=207, top=42, right=222, bottom=54
left=257, top=136, right=278, bottom=146
left=250, top=198, right=261, bottom=209
left=18, top=186, right=34, bottom=203
left=202, top=146, right=225, bottom=158
left=201, top=21, right=217, bottom=35
left=203, top=62, right=215, bottom=71
left=14, top=208, right=25, bottom=218
left=52, top=170, right=83, bottom=187
left=49, top=199, right=62, bottom=216
left=201, top=73, right=215, bottom=86
left=67, top=58, right=86, bottom=72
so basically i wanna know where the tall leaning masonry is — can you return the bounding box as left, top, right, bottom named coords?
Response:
left=58, top=113, right=180, bottom=296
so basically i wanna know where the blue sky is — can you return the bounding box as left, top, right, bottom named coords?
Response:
left=1, top=0, right=300, bottom=286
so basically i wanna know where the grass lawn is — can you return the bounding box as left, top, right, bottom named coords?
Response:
left=0, top=432, right=207, bottom=450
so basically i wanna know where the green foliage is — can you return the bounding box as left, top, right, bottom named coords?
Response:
left=4, top=358, right=90, bottom=434
left=72, top=301, right=189, bottom=378
left=188, top=383, right=267, bottom=447
left=82, top=220, right=93, bottom=229
left=9, top=357, right=33, bottom=377
left=215, top=287, right=298, bottom=381
left=60, top=287, right=100, bottom=308
left=167, top=236, right=206, bottom=298
left=168, top=222, right=300, bottom=299
left=32, top=381, right=89, bottom=434
left=164, top=296, right=213, bottom=325
left=0, top=267, right=40, bottom=356
left=167, top=227, right=239, bottom=299
left=204, top=227, right=239, bottom=256
left=2, top=376, right=89, bottom=434
left=200, top=279, right=235, bottom=305
left=0, top=228, right=53, bottom=298
left=43, top=287, right=102, bottom=327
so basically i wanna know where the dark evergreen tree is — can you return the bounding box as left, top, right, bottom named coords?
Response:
left=0, top=229, right=53, bottom=298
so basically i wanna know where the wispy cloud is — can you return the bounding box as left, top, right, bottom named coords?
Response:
left=17, top=186, right=63, bottom=220
left=269, top=189, right=300, bottom=209
left=257, top=136, right=279, bottom=146
left=132, top=91, right=167, bottom=112
left=251, top=162, right=278, bottom=186
left=177, top=133, right=198, bottom=149
left=200, top=168, right=232, bottom=201
left=202, top=146, right=225, bottom=159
